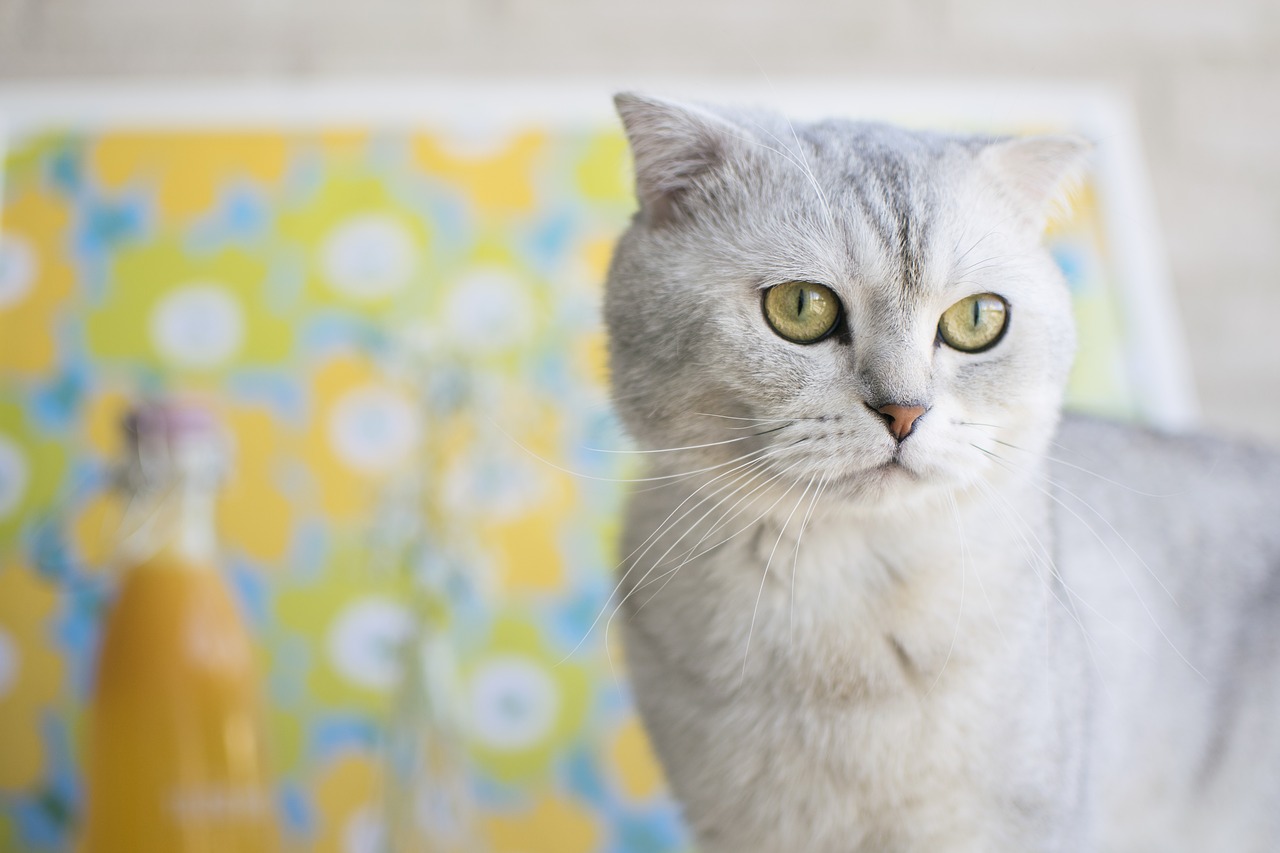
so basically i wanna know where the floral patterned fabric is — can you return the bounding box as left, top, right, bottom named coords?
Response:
left=0, top=115, right=1132, bottom=853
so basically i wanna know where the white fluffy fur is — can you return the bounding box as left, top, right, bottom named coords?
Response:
left=604, top=94, right=1280, bottom=852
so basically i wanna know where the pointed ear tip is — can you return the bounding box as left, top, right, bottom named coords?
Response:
left=1008, top=132, right=1093, bottom=151
left=614, top=91, right=667, bottom=115
left=985, top=133, right=1096, bottom=174
left=1055, top=134, right=1096, bottom=158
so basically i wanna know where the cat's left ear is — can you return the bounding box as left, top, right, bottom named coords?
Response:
left=614, top=92, right=739, bottom=227
left=980, top=135, right=1093, bottom=234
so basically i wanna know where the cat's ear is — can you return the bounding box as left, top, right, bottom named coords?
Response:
left=980, top=135, right=1093, bottom=234
left=614, top=92, right=737, bottom=227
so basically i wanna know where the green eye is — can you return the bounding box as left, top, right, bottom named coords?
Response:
left=762, top=282, right=841, bottom=344
left=938, top=293, right=1009, bottom=353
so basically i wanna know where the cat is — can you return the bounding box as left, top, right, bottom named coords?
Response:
left=602, top=92, right=1280, bottom=853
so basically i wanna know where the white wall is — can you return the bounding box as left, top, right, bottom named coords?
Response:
left=2, top=0, right=1277, bottom=443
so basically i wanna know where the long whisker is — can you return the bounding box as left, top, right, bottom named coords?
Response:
left=629, top=459, right=802, bottom=610
left=976, top=445, right=1204, bottom=680
left=605, top=459, right=804, bottom=678
left=694, top=412, right=824, bottom=427
left=489, top=415, right=783, bottom=485
left=925, top=495, right=967, bottom=697
left=1047, top=477, right=1181, bottom=605
left=625, top=457, right=809, bottom=621
left=628, top=461, right=780, bottom=592
left=978, top=471, right=1143, bottom=653
left=952, top=225, right=1003, bottom=271
left=952, top=254, right=1013, bottom=279
left=970, top=475, right=1113, bottom=694
left=581, top=423, right=791, bottom=454
left=957, top=421, right=1092, bottom=460
left=562, top=451, right=780, bottom=664
left=968, top=455, right=1136, bottom=670
left=973, top=443, right=1181, bottom=606
left=946, top=490, right=1009, bottom=651
left=790, top=471, right=830, bottom=644
left=721, top=119, right=837, bottom=236
left=753, top=64, right=839, bottom=234
left=742, top=473, right=817, bottom=683
left=980, top=435, right=1187, bottom=499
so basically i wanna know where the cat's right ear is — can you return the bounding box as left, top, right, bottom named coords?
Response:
left=614, top=92, right=735, bottom=227
left=979, top=135, right=1094, bottom=235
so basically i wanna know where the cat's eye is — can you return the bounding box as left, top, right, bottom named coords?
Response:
left=762, top=281, right=842, bottom=344
left=938, top=293, right=1009, bottom=353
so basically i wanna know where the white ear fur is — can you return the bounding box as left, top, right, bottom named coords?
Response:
left=980, top=135, right=1093, bottom=233
left=614, top=92, right=738, bottom=226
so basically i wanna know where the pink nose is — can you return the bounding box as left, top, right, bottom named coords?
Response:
left=876, top=403, right=927, bottom=442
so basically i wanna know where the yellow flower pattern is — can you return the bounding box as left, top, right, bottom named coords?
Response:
left=0, top=114, right=1127, bottom=853
left=0, top=186, right=75, bottom=377
left=0, top=562, right=64, bottom=792
left=311, top=750, right=383, bottom=853
left=483, top=794, right=600, bottom=853
left=89, top=132, right=290, bottom=224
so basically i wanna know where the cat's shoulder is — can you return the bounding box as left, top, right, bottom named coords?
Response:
left=1054, top=412, right=1280, bottom=531
left=1057, top=413, right=1280, bottom=478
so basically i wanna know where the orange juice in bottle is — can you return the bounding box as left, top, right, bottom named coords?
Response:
left=81, top=403, right=278, bottom=853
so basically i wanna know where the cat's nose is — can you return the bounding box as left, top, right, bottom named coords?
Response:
left=873, top=403, right=927, bottom=442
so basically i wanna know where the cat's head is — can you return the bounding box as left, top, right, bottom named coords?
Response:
left=605, top=93, right=1088, bottom=508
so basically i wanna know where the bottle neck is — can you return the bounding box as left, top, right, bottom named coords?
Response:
left=166, top=478, right=219, bottom=564
left=117, top=464, right=221, bottom=570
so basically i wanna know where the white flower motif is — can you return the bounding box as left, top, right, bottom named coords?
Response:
left=321, top=215, right=418, bottom=301
left=0, top=435, right=28, bottom=519
left=343, top=804, right=386, bottom=853
left=444, top=267, right=535, bottom=352
left=0, top=234, right=36, bottom=309
left=441, top=451, right=546, bottom=519
left=149, top=282, right=245, bottom=368
left=465, top=655, right=559, bottom=751
left=327, top=385, right=421, bottom=475
left=327, top=597, right=415, bottom=691
left=0, top=627, right=17, bottom=699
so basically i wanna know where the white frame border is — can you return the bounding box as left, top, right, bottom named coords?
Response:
left=0, top=77, right=1197, bottom=429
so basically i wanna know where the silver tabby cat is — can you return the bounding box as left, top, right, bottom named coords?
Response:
left=603, top=93, right=1280, bottom=852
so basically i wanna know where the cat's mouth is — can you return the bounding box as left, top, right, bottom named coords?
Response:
left=871, top=458, right=918, bottom=479
left=806, top=456, right=931, bottom=506
left=821, top=457, right=921, bottom=491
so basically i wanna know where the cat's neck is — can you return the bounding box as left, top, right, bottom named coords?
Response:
left=746, top=481, right=1053, bottom=700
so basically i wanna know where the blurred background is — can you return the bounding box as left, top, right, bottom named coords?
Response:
left=2, top=0, right=1278, bottom=441
left=0, top=2, right=1276, bottom=853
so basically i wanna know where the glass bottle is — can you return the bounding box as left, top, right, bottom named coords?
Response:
left=80, top=402, right=278, bottom=853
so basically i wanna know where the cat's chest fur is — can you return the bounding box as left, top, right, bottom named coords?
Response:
left=618, top=484, right=1088, bottom=852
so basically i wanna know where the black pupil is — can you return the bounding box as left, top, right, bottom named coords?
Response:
left=971, top=298, right=981, bottom=327
left=796, top=287, right=807, bottom=316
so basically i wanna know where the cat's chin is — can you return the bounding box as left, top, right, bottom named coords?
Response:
left=816, top=457, right=959, bottom=510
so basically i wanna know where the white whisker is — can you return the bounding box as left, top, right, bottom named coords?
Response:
left=560, top=449, right=782, bottom=665
left=605, top=459, right=805, bottom=679
left=976, top=445, right=1203, bottom=680
left=742, top=473, right=817, bottom=683
left=581, top=422, right=791, bottom=454
left=926, top=493, right=967, bottom=697
left=630, top=460, right=803, bottom=611
left=627, top=458, right=813, bottom=625
left=790, top=471, right=830, bottom=645
left=970, top=474, right=1113, bottom=694
left=490, top=414, right=782, bottom=485
left=947, top=490, right=1009, bottom=651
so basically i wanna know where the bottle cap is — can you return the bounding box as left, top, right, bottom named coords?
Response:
left=124, top=402, right=217, bottom=443
left=120, top=401, right=226, bottom=490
